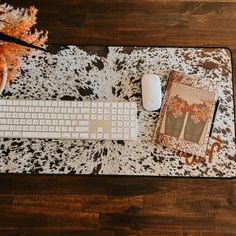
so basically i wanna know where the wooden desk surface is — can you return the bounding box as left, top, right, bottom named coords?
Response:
left=1, top=1, right=236, bottom=235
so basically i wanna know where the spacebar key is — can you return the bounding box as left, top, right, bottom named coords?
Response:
left=22, top=132, right=62, bottom=139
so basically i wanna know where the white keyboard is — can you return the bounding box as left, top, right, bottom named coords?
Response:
left=0, top=99, right=137, bottom=140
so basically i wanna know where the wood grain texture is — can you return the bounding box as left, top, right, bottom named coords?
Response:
left=2, top=0, right=236, bottom=235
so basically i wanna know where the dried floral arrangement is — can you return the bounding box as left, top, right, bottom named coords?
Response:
left=0, top=3, right=48, bottom=91
left=166, top=95, right=211, bottom=123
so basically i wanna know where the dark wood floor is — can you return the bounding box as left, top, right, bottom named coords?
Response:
left=1, top=1, right=236, bottom=235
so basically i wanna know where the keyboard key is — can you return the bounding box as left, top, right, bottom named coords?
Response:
left=20, top=120, right=26, bottom=125
left=0, top=125, right=9, bottom=130
left=23, top=126, right=29, bottom=131
left=0, top=119, right=6, bottom=124
left=112, top=103, right=117, bottom=108
left=27, top=120, right=33, bottom=125
left=5, top=131, right=13, bottom=137
left=104, top=103, right=110, bottom=108
left=124, top=103, right=130, bottom=108
left=80, top=133, right=88, bottom=138
left=66, top=120, right=71, bottom=126
left=36, top=126, right=42, bottom=131
left=55, top=127, right=61, bottom=132
left=20, top=100, right=26, bottom=106
left=77, top=114, right=83, bottom=119
left=58, top=114, right=63, bottom=119
left=118, top=103, right=123, bottom=108
left=71, top=133, right=79, bottom=139
left=75, top=127, right=89, bottom=132
left=29, top=126, right=35, bottom=131
left=13, top=131, right=21, bottom=137
left=124, top=128, right=129, bottom=133
left=0, top=100, right=7, bottom=106
left=130, top=129, right=136, bottom=139
left=68, top=127, right=74, bottom=132
left=97, top=127, right=103, bottom=132
left=71, top=114, right=76, bottom=119
left=98, top=102, right=103, bottom=108
left=10, top=125, right=16, bottom=130
left=43, top=126, right=48, bottom=131
left=49, top=126, right=55, bottom=132
left=81, top=108, right=89, bottom=113
left=98, top=109, right=103, bottom=114
left=104, top=109, right=109, bottom=114
left=79, top=121, right=89, bottom=126
left=22, top=131, right=61, bottom=139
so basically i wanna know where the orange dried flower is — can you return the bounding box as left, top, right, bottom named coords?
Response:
left=189, top=102, right=210, bottom=123
left=167, top=95, right=188, bottom=118
left=0, top=4, right=48, bottom=86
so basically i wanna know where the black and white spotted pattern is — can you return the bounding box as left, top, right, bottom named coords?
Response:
left=0, top=46, right=235, bottom=177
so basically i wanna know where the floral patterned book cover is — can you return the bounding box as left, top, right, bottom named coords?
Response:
left=153, top=70, right=218, bottom=157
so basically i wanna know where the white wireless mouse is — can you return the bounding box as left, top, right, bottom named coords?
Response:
left=142, top=74, right=162, bottom=111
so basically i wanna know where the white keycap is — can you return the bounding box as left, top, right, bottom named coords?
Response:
left=98, top=102, right=103, bottom=108
left=125, top=103, right=130, bottom=108
left=27, top=120, right=32, bottom=125
left=5, top=131, right=12, bottom=137
left=80, top=133, right=88, bottom=138
left=72, top=120, right=77, bottom=126
left=43, top=126, right=48, bottom=131
left=0, top=125, right=9, bottom=130
left=22, top=131, right=61, bottom=139
left=104, top=103, right=110, bottom=108
left=71, top=133, right=79, bottom=139
left=29, top=126, right=35, bottom=131
left=79, top=121, right=89, bottom=126
left=10, top=125, right=16, bottom=131
left=111, top=128, right=116, bottom=133
left=75, top=127, right=89, bottom=132
left=104, top=109, right=109, bottom=114
left=97, top=127, right=103, bottom=132
left=77, top=114, right=83, bottom=119
left=118, top=103, right=123, bottom=108
left=118, top=128, right=123, bottom=133
left=49, top=126, right=55, bottom=132
left=0, top=119, right=6, bottom=124
left=0, top=100, right=7, bottom=105
left=13, top=132, right=21, bottom=137
left=112, top=103, right=117, bottom=108
left=130, top=128, right=137, bottom=139
left=98, top=109, right=103, bottom=114
left=118, top=122, right=123, bottom=127
left=23, top=126, right=29, bottom=131
left=55, top=127, right=61, bottom=132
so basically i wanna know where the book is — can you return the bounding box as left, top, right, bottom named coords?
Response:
left=153, top=70, right=218, bottom=157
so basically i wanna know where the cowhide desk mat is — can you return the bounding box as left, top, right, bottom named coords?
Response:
left=0, top=46, right=235, bottom=177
